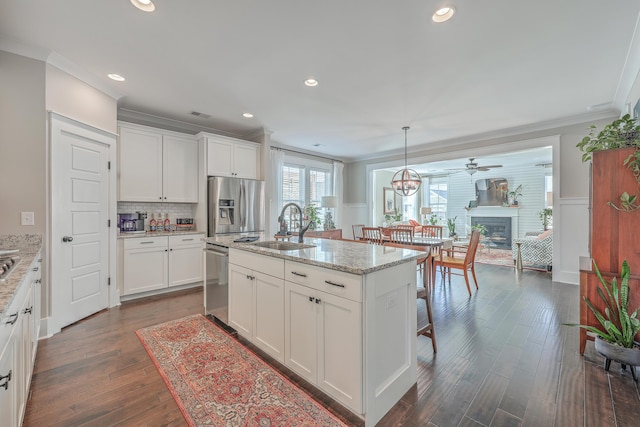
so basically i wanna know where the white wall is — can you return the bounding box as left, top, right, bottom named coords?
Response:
left=0, top=50, right=46, bottom=235
left=46, top=64, right=117, bottom=134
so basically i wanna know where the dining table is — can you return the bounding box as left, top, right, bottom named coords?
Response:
left=381, top=237, right=453, bottom=286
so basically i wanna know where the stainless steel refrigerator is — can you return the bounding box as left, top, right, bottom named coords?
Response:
left=207, top=176, right=265, bottom=236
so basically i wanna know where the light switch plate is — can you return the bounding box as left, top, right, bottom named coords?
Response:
left=21, top=212, right=35, bottom=226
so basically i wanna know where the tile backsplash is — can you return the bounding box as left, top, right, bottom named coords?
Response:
left=117, top=202, right=197, bottom=229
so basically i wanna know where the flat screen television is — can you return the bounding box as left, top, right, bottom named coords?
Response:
left=475, top=178, right=509, bottom=206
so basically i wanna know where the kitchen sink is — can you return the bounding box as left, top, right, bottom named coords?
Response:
left=251, top=241, right=316, bottom=251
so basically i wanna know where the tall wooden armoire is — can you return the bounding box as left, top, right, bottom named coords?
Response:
left=579, top=147, right=640, bottom=354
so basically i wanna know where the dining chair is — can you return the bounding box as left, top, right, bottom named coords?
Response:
left=361, top=227, right=383, bottom=245
left=421, top=225, right=443, bottom=239
left=389, top=228, right=414, bottom=244
left=384, top=242, right=436, bottom=352
left=433, top=229, right=481, bottom=296
left=396, top=224, right=414, bottom=231
left=352, top=224, right=365, bottom=240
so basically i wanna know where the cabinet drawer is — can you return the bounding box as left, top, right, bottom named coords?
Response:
left=284, top=261, right=362, bottom=302
left=169, top=234, right=204, bottom=248
left=229, top=249, right=284, bottom=279
left=123, top=236, right=167, bottom=250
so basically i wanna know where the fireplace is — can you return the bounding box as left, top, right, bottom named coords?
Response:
left=471, top=216, right=512, bottom=249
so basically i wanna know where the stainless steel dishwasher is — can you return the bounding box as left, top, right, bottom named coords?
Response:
left=205, top=242, right=229, bottom=325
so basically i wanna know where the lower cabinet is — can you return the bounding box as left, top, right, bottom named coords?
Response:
left=0, top=250, right=41, bottom=427
left=284, top=271, right=362, bottom=413
left=229, top=251, right=285, bottom=363
left=121, top=234, right=204, bottom=296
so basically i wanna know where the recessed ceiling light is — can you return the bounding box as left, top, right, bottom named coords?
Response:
left=131, top=0, right=155, bottom=12
left=108, top=73, right=125, bottom=82
left=304, top=78, right=318, bottom=87
left=243, top=113, right=254, bottom=118
left=432, top=6, right=455, bottom=23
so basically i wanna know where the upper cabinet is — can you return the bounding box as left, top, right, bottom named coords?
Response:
left=202, top=134, right=260, bottom=179
left=118, top=123, right=198, bottom=202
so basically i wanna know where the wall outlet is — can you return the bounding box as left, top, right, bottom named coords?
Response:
left=21, top=212, right=35, bottom=226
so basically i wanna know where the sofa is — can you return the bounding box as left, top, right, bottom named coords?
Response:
left=511, top=230, right=553, bottom=271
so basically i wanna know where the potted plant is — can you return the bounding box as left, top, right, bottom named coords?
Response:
left=566, top=260, right=640, bottom=381
left=471, top=223, right=486, bottom=236
left=538, top=207, right=553, bottom=230
left=305, top=205, right=320, bottom=230
left=384, top=208, right=403, bottom=224
left=577, top=114, right=640, bottom=212
left=447, top=216, right=457, bottom=238
left=429, top=213, right=439, bottom=225
left=508, top=184, right=523, bottom=206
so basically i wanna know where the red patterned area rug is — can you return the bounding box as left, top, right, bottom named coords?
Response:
left=473, top=247, right=548, bottom=272
left=136, top=314, right=348, bottom=427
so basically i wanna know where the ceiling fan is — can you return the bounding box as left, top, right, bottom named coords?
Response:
left=446, top=158, right=503, bottom=175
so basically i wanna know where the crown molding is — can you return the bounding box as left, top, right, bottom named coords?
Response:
left=348, top=109, right=621, bottom=164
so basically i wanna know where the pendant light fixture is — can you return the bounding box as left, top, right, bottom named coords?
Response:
left=391, top=126, right=421, bottom=197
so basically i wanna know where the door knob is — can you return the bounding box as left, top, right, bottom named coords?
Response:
left=62, top=236, right=73, bottom=242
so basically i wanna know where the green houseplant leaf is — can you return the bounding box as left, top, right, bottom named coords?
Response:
left=566, top=260, right=640, bottom=349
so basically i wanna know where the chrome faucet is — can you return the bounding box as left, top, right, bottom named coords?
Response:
left=278, top=202, right=314, bottom=243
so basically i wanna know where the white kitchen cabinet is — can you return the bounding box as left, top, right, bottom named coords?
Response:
left=0, top=333, right=16, bottom=427
left=119, top=123, right=198, bottom=202
left=203, top=134, right=260, bottom=179
left=0, top=250, right=41, bottom=427
left=228, top=264, right=254, bottom=337
left=284, top=267, right=362, bottom=413
left=168, top=235, right=204, bottom=287
left=228, top=250, right=284, bottom=362
left=227, top=246, right=416, bottom=426
left=121, top=234, right=204, bottom=296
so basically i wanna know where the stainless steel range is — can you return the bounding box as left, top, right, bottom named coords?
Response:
left=0, top=254, right=21, bottom=282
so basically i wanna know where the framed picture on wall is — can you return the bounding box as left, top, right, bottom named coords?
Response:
left=383, top=187, right=396, bottom=214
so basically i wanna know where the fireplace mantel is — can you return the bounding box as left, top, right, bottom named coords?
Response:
left=466, top=206, right=519, bottom=217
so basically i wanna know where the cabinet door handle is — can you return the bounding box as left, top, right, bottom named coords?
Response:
left=315, top=298, right=321, bottom=304
left=35, top=279, right=41, bottom=284
left=5, top=313, right=18, bottom=325
left=291, top=271, right=307, bottom=278
left=62, top=236, right=73, bottom=242
left=246, top=275, right=255, bottom=280
left=324, top=280, right=345, bottom=288
left=0, top=370, right=11, bottom=390
left=309, top=296, right=314, bottom=302
left=23, top=307, right=32, bottom=315
left=32, top=267, right=39, bottom=272
left=182, top=238, right=194, bottom=241
left=140, top=241, right=155, bottom=244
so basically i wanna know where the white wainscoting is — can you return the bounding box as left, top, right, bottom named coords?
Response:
left=553, top=197, right=589, bottom=285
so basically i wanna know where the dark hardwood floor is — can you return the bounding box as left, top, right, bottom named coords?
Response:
left=24, top=265, right=640, bottom=427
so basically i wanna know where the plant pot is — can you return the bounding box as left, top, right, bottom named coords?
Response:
left=594, top=336, right=640, bottom=380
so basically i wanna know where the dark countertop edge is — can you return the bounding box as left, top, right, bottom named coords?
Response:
left=228, top=243, right=421, bottom=275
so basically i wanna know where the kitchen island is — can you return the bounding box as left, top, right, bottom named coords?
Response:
left=227, top=238, right=421, bottom=427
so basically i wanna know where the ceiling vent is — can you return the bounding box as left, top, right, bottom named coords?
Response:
left=190, top=111, right=211, bottom=119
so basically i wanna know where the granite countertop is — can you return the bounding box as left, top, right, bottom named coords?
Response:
left=0, top=234, right=43, bottom=317
left=206, top=232, right=266, bottom=248
left=118, top=230, right=205, bottom=239
left=228, top=238, right=422, bottom=275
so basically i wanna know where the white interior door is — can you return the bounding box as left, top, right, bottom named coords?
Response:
left=51, top=115, right=113, bottom=331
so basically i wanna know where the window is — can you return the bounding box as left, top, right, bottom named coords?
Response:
left=422, top=176, right=448, bottom=223
left=281, top=159, right=332, bottom=230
